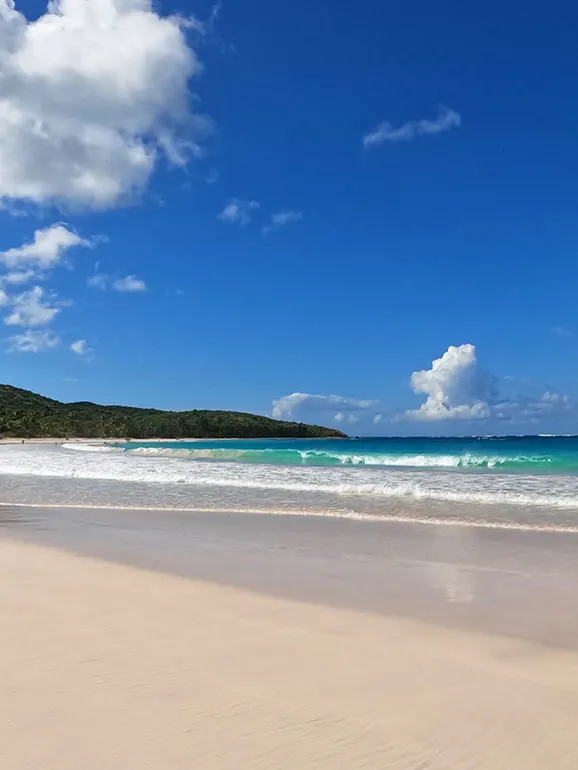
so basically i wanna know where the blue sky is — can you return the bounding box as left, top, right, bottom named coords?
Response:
left=0, top=0, right=577, bottom=435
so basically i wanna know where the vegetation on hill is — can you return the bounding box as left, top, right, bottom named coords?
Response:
left=0, top=385, right=346, bottom=439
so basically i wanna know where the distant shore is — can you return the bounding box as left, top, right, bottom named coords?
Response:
left=0, top=437, right=343, bottom=446
left=0, top=437, right=106, bottom=444
left=0, top=437, right=205, bottom=445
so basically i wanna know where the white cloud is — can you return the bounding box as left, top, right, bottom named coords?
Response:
left=87, top=273, right=147, bottom=291
left=271, top=344, right=578, bottom=435
left=334, top=412, right=359, bottom=425
left=272, top=392, right=378, bottom=424
left=490, top=390, right=574, bottom=423
left=9, top=328, right=60, bottom=352
left=70, top=338, right=91, bottom=356
left=0, top=226, right=92, bottom=350
left=405, top=343, right=578, bottom=428
left=218, top=199, right=260, bottom=226
left=0, top=0, right=208, bottom=210
left=363, top=106, right=461, bottom=148
left=3, top=269, right=35, bottom=285
left=0, top=224, right=90, bottom=268
left=4, top=286, right=61, bottom=327
left=406, top=344, right=494, bottom=421
left=111, top=275, right=147, bottom=292
left=263, top=209, right=303, bottom=235
left=0, top=226, right=106, bottom=353
left=87, top=273, right=109, bottom=289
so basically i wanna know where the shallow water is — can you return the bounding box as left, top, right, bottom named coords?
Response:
left=3, top=442, right=578, bottom=648
left=119, top=435, right=578, bottom=473
left=1, top=442, right=578, bottom=531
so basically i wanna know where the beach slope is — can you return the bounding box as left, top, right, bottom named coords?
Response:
left=2, top=537, right=578, bottom=770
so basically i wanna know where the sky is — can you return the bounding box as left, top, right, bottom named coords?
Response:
left=0, top=0, right=577, bottom=436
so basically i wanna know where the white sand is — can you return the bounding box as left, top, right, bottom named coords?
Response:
left=0, top=438, right=127, bottom=444
left=0, top=437, right=228, bottom=444
left=2, top=538, right=578, bottom=769
left=0, top=437, right=85, bottom=444
left=0, top=437, right=117, bottom=445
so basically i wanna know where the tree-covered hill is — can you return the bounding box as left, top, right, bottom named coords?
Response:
left=0, top=385, right=346, bottom=439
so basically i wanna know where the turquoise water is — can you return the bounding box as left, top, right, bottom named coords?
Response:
left=122, top=436, right=578, bottom=474
left=4, top=439, right=578, bottom=522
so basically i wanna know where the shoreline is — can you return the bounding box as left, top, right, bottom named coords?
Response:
left=2, top=529, right=578, bottom=768
left=0, top=436, right=349, bottom=444
left=3, top=501, right=578, bottom=649
left=3, top=498, right=578, bottom=534
left=0, top=437, right=203, bottom=444
left=2, top=440, right=578, bottom=529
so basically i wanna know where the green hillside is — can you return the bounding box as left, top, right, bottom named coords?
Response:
left=0, top=385, right=346, bottom=439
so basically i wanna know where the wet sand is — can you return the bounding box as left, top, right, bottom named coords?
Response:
left=2, top=505, right=578, bottom=768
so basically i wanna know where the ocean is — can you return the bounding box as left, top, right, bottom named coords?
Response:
left=2, top=436, right=578, bottom=531
left=126, top=435, right=578, bottom=472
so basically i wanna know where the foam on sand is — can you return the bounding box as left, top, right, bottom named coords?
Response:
left=61, top=442, right=122, bottom=453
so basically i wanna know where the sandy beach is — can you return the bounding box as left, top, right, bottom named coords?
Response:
left=2, top=504, right=578, bottom=769
left=0, top=438, right=177, bottom=444
left=0, top=438, right=248, bottom=444
left=0, top=437, right=94, bottom=444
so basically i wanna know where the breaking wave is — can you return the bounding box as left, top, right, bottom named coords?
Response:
left=61, top=443, right=122, bottom=454
left=123, top=445, right=568, bottom=471
left=0, top=442, right=572, bottom=509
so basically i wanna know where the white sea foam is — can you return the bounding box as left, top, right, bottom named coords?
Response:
left=124, top=445, right=552, bottom=469
left=5, top=500, right=578, bottom=533
left=61, top=443, right=122, bottom=454
left=1, top=443, right=577, bottom=510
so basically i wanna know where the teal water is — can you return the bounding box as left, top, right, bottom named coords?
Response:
left=4, top=439, right=578, bottom=521
left=122, top=436, right=578, bottom=474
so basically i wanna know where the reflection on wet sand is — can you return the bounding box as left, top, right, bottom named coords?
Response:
left=2, top=502, right=578, bottom=649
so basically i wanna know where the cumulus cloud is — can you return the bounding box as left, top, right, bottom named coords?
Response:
left=272, top=392, right=378, bottom=425
left=0, top=0, right=208, bottom=210
left=272, top=344, right=578, bottom=435
left=218, top=199, right=260, bottom=226
left=70, top=338, right=92, bottom=357
left=9, top=328, right=60, bottom=352
left=407, top=344, right=494, bottom=421
left=405, top=343, right=578, bottom=428
left=111, top=275, right=147, bottom=293
left=4, top=286, right=61, bottom=327
left=3, top=269, right=35, bottom=285
left=334, top=412, right=359, bottom=425
left=0, top=225, right=98, bottom=350
left=363, top=106, right=461, bottom=148
left=262, top=209, right=303, bottom=235
left=0, top=225, right=91, bottom=273
left=87, top=273, right=147, bottom=292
